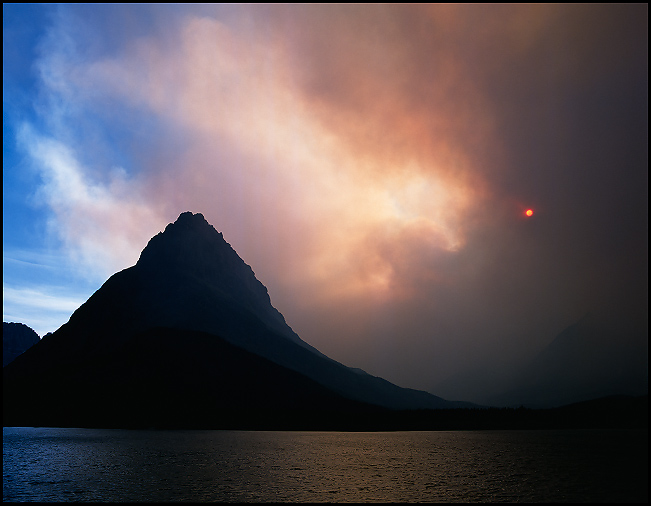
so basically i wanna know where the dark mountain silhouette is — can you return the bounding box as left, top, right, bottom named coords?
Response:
left=4, top=212, right=469, bottom=428
left=3, top=322, right=39, bottom=367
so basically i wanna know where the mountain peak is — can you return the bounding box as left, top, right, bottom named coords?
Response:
left=129, top=211, right=308, bottom=345
left=4, top=211, right=459, bottom=419
left=176, top=210, right=206, bottom=223
left=168, top=211, right=216, bottom=235
left=137, top=211, right=236, bottom=273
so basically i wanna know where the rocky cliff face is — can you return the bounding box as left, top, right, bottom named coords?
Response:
left=3, top=322, right=39, bottom=367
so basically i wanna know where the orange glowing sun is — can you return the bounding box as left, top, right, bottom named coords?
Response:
left=525, top=209, right=534, bottom=217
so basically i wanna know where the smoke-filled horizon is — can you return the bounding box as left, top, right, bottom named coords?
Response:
left=4, top=4, right=647, bottom=402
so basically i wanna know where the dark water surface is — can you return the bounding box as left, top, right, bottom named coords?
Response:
left=3, top=427, right=647, bottom=502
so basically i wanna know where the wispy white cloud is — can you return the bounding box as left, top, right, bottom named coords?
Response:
left=3, top=248, right=98, bottom=337
left=63, top=12, right=479, bottom=298
left=3, top=285, right=84, bottom=313
left=16, top=6, right=482, bottom=312
left=3, top=248, right=71, bottom=272
left=3, top=284, right=89, bottom=336
left=17, top=125, right=165, bottom=281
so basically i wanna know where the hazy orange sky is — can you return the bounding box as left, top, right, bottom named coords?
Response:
left=4, top=4, right=647, bottom=402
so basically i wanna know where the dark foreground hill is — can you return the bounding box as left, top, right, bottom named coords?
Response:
left=4, top=322, right=646, bottom=429
left=4, top=326, right=387, bottom=429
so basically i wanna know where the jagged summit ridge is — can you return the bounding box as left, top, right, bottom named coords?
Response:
left=138, top=212, right=261, bottom=294
left=129, top=211, right=306, bottom=348
left=137, top=212, right=278, bottom=321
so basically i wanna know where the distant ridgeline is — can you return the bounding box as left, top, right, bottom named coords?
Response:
left=3, top=212, right=647, bottom=430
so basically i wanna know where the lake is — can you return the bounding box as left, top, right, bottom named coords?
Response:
left=3, top=427, right=647, bottom=502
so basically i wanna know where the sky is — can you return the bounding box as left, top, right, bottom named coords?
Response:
left=3, top=4, right=648, bottom=403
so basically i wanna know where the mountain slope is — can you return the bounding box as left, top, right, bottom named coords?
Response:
left=4, top=212, right=461, bottom=427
